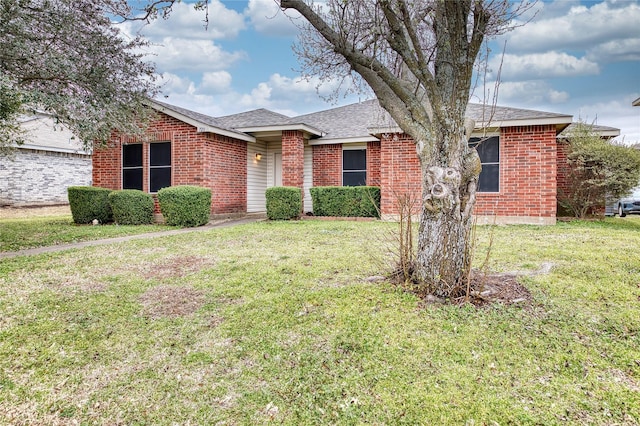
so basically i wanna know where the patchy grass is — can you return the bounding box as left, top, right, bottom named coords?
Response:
left=0, top=218, right=639, bottom=424
left=0, top=214, right=176, bottom=252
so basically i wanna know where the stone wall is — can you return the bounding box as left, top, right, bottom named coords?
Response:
left=0, top=148, right=92, bottom=206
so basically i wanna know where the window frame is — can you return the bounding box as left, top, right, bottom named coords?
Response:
left=148, top=141, right=172, bottom=193
left=342, top=145, right=367, bottom=187
left=122, top=143, right=143, bottom=191
left=469, top=133, right=500, bottom=193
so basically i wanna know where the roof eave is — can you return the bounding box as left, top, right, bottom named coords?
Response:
left=308, top=136, right=380, bottom=146
left=235, top=123, right=325, bottom=138
left=147, top=100, right=256, bottom=143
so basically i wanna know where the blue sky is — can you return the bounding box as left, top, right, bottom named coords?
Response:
left=121, top=0, right=640, bottom=142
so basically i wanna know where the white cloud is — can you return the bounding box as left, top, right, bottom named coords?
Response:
left=506, top=0, right=640, bottom=54
left=245, top=0, right=300, bottom=36
left=157, top=72, right=195, bottom=94
left=123, top=1, right=245, bottom=40
left=573, top=96, right=640, bottom=144
left=200, top=71, right=233, bottom=93
left=491, top=81, right=570, bottom=107
left=146, top=37, right=247, bottom=72
left=587, top=38, right=640, bottom=62
left=493, top=52, right=600, bottom=80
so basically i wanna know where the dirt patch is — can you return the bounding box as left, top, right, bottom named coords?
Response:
left=139, top=285, right=207, bottom=319
left=451, top=270, right=533, bottom=307
left=1, top=205, right=71, bottom=219
left=389, top=268, right=538, bottom=308
left=140, top=255, right=215, bottom=281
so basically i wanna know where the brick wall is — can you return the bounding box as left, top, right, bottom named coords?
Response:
left=203, top=134, right=247, bottom=214
left=475, top=125, right=557, bottom=218
left=380, top=133, right=422, bottom=215
left=1, top=148, right=91, bottom=206
left=367, top=141, right=381, bottom=186
left=556, top=139, right=570, bottom=197
left=312, top=144, right=342, bottom=186
left=92, top=111, right=247, bottom=215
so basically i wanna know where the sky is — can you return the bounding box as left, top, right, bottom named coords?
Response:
left=121, top=0, right=640, bottom=143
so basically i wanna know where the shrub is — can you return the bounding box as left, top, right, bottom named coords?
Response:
left=310, top=186, right=380, bottom=217
left=558, top=121, right=640, bottom=218
left=67, top=186, right=113, bottom=224
left=265, top=187, right=301, bottom=220
left=108, top=190, right=155, bottom=225
left=157, top=185, right=211, bottom=227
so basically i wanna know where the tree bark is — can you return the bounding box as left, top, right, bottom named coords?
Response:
left=414, top=118, right=480, bottom=297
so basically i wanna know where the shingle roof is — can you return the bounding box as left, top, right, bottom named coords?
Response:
left=287, top=99, right=386, bottom=140
left=149, top=98, right=574, bottom=142
left=151, top=99, right=233, bottom=131
left=560, top=123, right=620, bottom=138
left=216, top=108, right=291, bottom=128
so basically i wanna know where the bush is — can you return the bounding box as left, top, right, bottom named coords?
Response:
left=266, top=187, right=301, bottom=220
left=108, top=190, right=154, bottom=225
left=310, top=186, right=380, bottom=217
left=558, top=121, right=640, bottom=218
left=67, top=186, right=113, bottom=224
left=157, top=185, right=211, bottom=227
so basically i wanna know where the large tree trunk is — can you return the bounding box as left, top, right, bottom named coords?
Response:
left=413, top=118, right=480, bottom=298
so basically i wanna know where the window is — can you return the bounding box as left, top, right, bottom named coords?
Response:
left=149, top=142, right=171, bottom=193
left=343, top=148, right=366, bottom=186
left=121, top=142, right=171, bottom=192
left=122, top=144, right=143, bottom=190
left=469, top=136, right=499, bottom=193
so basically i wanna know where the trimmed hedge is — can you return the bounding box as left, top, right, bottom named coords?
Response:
left=266, top=187, right=301, bottom=220
left=108, top=190, right=155, bottom=225
left=157, top=185, right=211, bottom=227
left=310, top=186, right=380, bottom=218
left=67, top=186, right=113, bottom=224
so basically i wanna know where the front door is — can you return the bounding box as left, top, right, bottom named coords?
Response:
left=274, top=152, right=282, bottom=186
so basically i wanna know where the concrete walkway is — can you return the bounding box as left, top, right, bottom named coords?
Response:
left=0, top=216, right=262, bottom=260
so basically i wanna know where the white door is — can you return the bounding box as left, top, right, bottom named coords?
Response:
left=274, top=153, right=282, bottom=186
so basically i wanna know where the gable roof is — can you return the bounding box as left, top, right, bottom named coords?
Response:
left=633, top=97, right=640, bottom=107
left=148, top=100, right=256, bottom=142
left=148, top=98, right=574, bottom=144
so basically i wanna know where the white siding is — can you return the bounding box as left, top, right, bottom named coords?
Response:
left=247, top=141, right=268, bottom=213
left=304, top=142, right=313, bottom=212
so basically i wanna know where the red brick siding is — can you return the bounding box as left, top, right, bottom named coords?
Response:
left=367, top=141, right=381, bottom=186
left=379, top=134, right=422, bottom=215
left=556, top=139, right=570, bottom=197
left=282, top=130, right=305, bottom=189
left=92, top=111, right=247, bottom=215
left=475, top=125, right=557, bottom=218
left=203, top=133, right=247, bottom=214
left=312, top=144, right=342, bottom=186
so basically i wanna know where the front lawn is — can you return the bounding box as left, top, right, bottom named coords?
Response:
left=0, top=214, right=176, bottom=252
left=0, top=218, right=638, bottom=424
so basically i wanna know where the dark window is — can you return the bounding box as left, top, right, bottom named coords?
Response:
left=343, top=149, right=366, bottom=186
left=149, top=142, right=171, bottom=193
left=122, top=144, right=143, bottom=190
left=469, top=136, right=499, bottom=193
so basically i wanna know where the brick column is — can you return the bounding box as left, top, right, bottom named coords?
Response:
left=282, top=130, right=305, bottom=189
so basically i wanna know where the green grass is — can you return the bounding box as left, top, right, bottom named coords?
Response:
left=0, top=217, right=639, bottom=424
left=0, top=214, right=176, bottom=252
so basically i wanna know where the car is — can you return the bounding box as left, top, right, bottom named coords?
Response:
left=605, top=186, right=640, bottom=217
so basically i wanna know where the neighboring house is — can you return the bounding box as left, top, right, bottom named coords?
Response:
left=633, top=97, right=640, bottom=107
left=94, top=99, right=583, bottom=224
left=0, top=113, right=91, bottom=207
